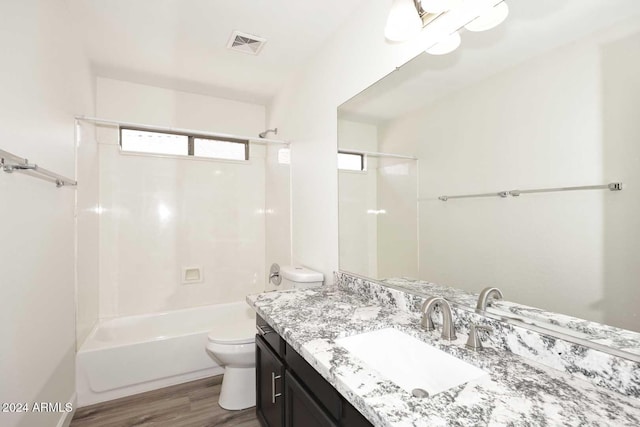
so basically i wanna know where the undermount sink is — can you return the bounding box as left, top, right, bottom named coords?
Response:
left=335, top=328, right=488, bottom=396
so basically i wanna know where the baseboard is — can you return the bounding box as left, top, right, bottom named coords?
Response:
left=56, top=392, right=76, bottom=427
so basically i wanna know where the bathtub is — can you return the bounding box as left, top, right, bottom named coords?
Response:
left=76, top=301, right=255, bottom=407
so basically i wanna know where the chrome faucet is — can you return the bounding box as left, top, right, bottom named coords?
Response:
left=476, top=287, right=503, bottom=311
left=421, top=297, right=457, bottom=341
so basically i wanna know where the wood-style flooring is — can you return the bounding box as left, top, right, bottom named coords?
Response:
left=70, top=375, right=260, bottom=427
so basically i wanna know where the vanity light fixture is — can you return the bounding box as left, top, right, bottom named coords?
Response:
left=385, top=0, right=424, bottom=42
left=384, top=0, right=509, bottom=55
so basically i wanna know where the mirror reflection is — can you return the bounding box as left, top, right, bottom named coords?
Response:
left=338, top=0, right=640, bottom=348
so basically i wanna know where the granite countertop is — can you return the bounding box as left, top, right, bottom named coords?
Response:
left=380, top=277, right=640, bottom=357
left=247, top=287, right=640, bottom=427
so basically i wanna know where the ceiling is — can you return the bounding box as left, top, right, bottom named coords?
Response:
left=67, top=0, right=365, bottom=104
left=339, top=0, right=640, bottom=124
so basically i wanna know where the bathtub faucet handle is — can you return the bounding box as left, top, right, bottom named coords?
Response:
left=269, top=263, right=282, bottom=286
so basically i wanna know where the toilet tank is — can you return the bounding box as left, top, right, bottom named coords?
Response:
left=280, top=266, right=324, bottom=289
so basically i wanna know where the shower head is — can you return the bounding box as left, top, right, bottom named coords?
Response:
left=259, top=128, right=278, bottom=139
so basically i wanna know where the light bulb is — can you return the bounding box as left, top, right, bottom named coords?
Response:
left=425, top=31, right=461, bottom=55
left=385, top=0, right=423, bottom=42
left=465, top=2, right=509, bottom=32
left=420, top=0, right=457, bottom=14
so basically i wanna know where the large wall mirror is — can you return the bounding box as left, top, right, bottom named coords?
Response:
left=338, top=0, right=640, bottom=356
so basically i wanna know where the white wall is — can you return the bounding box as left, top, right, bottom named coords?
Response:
left=0, top=1, right=94, bottom=426
left=96, top=78, right=266, bottom=136
left=338, top=120, right=378, bottom=277
left=375, top=156, right=419, bottom=279
left=337, top=119, right=419, bottom=279
left=76, top=120, right=100, bottom=349
left=264, top=144, right=293, bottom=291
left=380, top=28, right=640, bottom=329
left=94, top=78, right=282, bottom=318
left=268, top=2, right=426, bottom=282
left=601, top=31, right=640, bottom=329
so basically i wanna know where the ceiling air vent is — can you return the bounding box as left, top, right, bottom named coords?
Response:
left=226, top=30, right=267, bottom=55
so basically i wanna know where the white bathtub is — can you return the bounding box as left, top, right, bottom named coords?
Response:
left=76, top=301, right=255, bottom=407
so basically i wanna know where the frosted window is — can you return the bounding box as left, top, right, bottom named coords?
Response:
left=120, top=129, right=188, bottom=156
left=338, top=152, right=365, bottom=171
left=194, top=138, right=247, bottom=160
left=119, top=128, right=249, bottom=161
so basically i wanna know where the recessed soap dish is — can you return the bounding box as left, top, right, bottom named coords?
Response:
left=182, top=266, right=203, bottom=284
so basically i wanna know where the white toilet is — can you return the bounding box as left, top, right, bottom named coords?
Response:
left=205, top=305, right=257, bottom=410
left=205, top=266, right=323, bottom=410
left=278, top=265, right=324, bottom=289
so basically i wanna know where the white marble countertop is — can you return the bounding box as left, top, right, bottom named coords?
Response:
left=247, top=287, right=640, bottom=427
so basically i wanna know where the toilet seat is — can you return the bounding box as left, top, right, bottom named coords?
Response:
left=207, top=316, right=255, bottom=345
left=208, top=335, right=254, bottom=345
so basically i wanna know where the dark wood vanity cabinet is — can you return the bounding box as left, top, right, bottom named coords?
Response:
left=284, top=370, right=338, bottom=427
left=255, top=315, right=372, bottom=427
left=256, top=335, right=285, bottom=427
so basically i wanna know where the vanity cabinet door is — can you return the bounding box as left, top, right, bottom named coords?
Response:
left=256, top=335, right=285, bottom=427
left=284, top=370, right=338, bottom=427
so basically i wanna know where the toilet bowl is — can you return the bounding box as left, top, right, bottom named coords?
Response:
left=205, top=306, right=256, bottom=410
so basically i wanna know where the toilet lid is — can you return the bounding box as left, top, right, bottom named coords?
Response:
left=207, top=317, right=255, bottom=345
